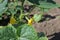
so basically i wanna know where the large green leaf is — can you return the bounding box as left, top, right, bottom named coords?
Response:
left=38, top=0, right=59, bottom=9
left=0, top=24, right=17, bottom=40
left=33, top=14, right=43, bottom=22
left=17, top=24, right=38, bottom=40
left=0, top=0, right=8, bottom=16
left=39, top=2, right=58, bottom=9
left=37, top=0, right=59, bottom=12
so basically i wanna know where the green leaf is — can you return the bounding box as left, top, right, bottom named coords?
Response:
left=17, top=24, right=38, bottom=40
left=8, top=2, right=16, bottom=14
left=39, top=2, right=58, bottom=9
left=0, top=0, right=8, bottom=16
left=44, top=8, right=49, bottom=12
left=18, top=37, right=30, bottom=40
left=38, top=37, right=48, bottom=40
left=37, top=0, right=59, bottom=12
left=33, top=14, right=43, bottom=22
left=0, top=0, right=3, bottom=3
left=0, top=24, right=17, bottom=40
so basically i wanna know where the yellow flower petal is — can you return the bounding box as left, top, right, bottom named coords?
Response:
left=10, top=16, right=16, bottom=24
left=28, top=18, right=33, bottom=25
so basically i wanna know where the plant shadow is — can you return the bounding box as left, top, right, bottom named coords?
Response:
left=47, top=32, right=60, bottom=40
left=37, top=32, right=46, bottom=38
left=39, top=14, right=56, bottom=22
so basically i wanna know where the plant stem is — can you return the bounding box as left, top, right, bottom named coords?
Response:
left=19, top=10, right=23, bottom=20
left=25, top=16, right=29, bottom=21
left=19, top=1, right=23, bottom=21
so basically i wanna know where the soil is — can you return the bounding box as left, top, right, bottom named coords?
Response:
left=32, top=0, right=60, bottom=40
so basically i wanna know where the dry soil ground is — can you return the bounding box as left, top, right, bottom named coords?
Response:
left=33, top=0, right=60, bottom=40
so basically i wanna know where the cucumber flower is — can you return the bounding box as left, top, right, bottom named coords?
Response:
left=10, top=16, right=16, bottom=24
left=28, top=18, right=33, bottom=25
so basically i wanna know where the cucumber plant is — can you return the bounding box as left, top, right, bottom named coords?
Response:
left=0, top=0, right=60, bottom=40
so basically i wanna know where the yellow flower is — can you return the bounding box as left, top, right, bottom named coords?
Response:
left=28, top=18, right=33, bottom=25
left=10, top=16, right=16, bottom=24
